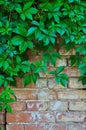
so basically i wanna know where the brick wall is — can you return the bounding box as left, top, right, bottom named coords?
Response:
left=0, top=112, right=5, bottom=130
left=0, top=88, right=5, bottom=130
left=1, top=48, right=86, bottom=130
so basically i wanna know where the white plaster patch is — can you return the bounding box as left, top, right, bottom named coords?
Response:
left=50, top=101, right=62, bottom=110
left=27, top=103, right=34, bottom=109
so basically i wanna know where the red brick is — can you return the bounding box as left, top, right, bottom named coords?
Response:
left=6, top=124, right=24, bottom=130
left=10, top=101, right=26, bottom=111
left=25, top=124, right=46, bottom=130
left=63, top=67, right=80, bottom=77
left=15, top=77, right=24, bottom=88
left=6, top=112, right=36, bottom=123
left=14, top=89, right=37, bottom=100
left=27, top=101, right=48, bottom=111
left=27, top=50, right=41, bottom=57
left=25, top=79, right=47, bottom=88
left=48, top=124, right=67, bottom=130
left=25, top=83, right=36, bottom=88
left=36, top=112, right=55, bottom=123
left=56, top=112, right=86, bottom=122
left=0, top=87, right=3, bottom=92
left=29, top=56, right=42, bottom=62
left=0, top=114, right=5, bottom=124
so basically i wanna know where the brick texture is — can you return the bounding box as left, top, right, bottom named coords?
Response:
left=25, top=124, right=46, bottom=130
left=0, top=49, right=85, bottom=130
left=48, top=124, right=67, bottom=130
left=69, top=101, right=86, bottom=111
left=69, top=78, right=86, bottom=88
left=56, top=112, right=86, bottom=122
left=6, top=124, right=24, bottom=130
left=67, top=123, right=86, bottom=130
left=26, top=101, right=48, bottom=111
left=10, top=101, right=26, bottom=111
left=6, top=112, right=36, bottom=123
left=0, top=113, right=5, bottom=125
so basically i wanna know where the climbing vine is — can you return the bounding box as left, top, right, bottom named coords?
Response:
left=0, top=0, right=86, bottom=113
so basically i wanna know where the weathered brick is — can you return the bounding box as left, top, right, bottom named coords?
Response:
left=56, top=112, right=86, bottom=122
left=25, top=124, right=46, bottom=130
left=58, top=90, right=86, bottom=100
left=25, top=83, right=36, bottom=88
left=27, top=50, right=43, bottom=59
left=2, top=51, right=86, bottom=129
left=37, top=89, right=57, bottom=100
left=6, top=124, right=24, bottom=130
left=48, top=124, right=67, bottom=130
left=58, top=90, right=78, bottom=99
left=69, top=78, right=86, bottom=88
left=40, top=66, right=80, bottom=78
left=27, top=50, right=39, bottom=56
left=48, top=78, right=67, bottom=89
left=36, top=112, right=55, bottom=123
left=63, top=67, right=80, bottom=77
left=50, top=58, right=67, bottom=67
left=56, top=58, right=67, bottom=66
left=49, top=90, right=58, bottom=100
left=0, top=87, right=3, bottom=93
left=59, top=47, right=75, bottom=55
left=36, top=79, right=47, bottom=88
left=69, top=101, right=86, bottom=111
left=25, top=79, right=47, bottom=88
left=37, top=89, right=50, bottom=100
left=27, top=101, right=48, bottom=111
left=6, top=112, right=36, bottom=123
left=67, top=123, right=86, bottom=130
left=0, top=114, right=5, bottom=125
left=15, top=77, right=24, bottom=88
left=0, top=125, right=5, bottom=130
left=29, top=55, right=42, bottom=62
left=14, top=89, right=37, bottom=100
left=39, top=67, right=56, bottom=78
left=78, top=90, right=86, bottom=99
left=49, top=101, right=67, bottom=111
left=10, top=101, right=26, bottom=111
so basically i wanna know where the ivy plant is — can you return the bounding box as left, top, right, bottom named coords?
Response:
left=0, top=0, right=86, bottom=114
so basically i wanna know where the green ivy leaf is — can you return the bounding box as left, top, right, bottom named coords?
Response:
left=27, top=27, right=37, bottom=36
left=12, top=36, right=24, bottom=45
left=17, top=26, right=27, bottom=36
left=55, top=73, right=68, bottom=86
left=24, top=74, right=31, bottom=86
left=56, top=66, right=65, bottom=74
left=78, top=76, right=86, bottom=85
left=21, top=61, right=30, bottom=73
